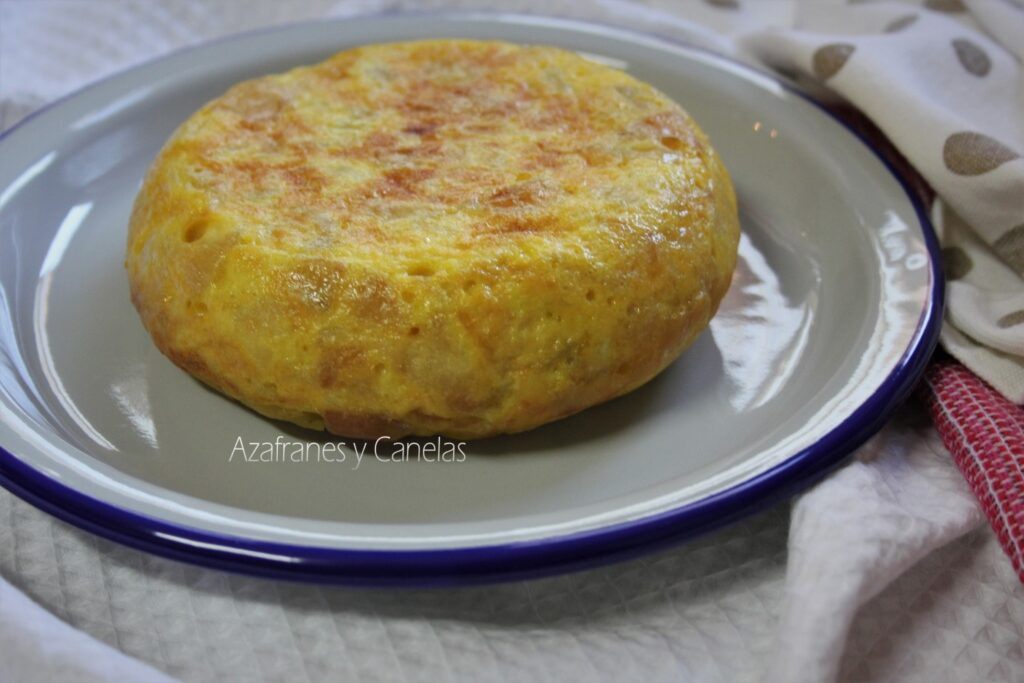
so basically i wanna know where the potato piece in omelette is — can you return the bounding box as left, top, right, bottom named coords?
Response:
left=126, top=39, right=740, bottom=439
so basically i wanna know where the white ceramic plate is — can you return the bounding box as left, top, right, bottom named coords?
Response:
left=0, top=13, right=940, bottom=584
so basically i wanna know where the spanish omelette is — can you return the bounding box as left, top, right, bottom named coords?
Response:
left=126, top=39, right=740, bottom=439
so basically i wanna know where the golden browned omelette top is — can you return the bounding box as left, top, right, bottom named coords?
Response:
left=132, top=39, right=721, bottom=267
left=128, top=40, right=738, bottom=438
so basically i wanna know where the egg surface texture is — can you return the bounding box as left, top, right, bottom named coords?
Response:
left=126, top=40, right=741, bottom=439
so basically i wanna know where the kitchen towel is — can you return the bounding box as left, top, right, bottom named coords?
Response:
left=736, top=0, right=1024, bottom=402
left=920, top=354, right=1024, bottom=583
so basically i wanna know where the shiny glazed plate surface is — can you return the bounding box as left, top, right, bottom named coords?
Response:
left=0, top=13, right=940, bottom=584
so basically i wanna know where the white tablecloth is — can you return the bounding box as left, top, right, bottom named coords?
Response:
left=1, top=1, right=1023, bottom=682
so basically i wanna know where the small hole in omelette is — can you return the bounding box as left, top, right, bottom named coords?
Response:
left=183, top=217, right=209, bottom=243
left=185, top=299, right=207, bottom=314
left=408, top=326, right=420, bottom=336
left=585, top=289, right=595, bottom=301
left=407, top=265, right=434, bottom=277
left=660, top=136, right=684, bottom=151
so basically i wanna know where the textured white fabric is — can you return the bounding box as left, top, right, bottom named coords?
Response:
left=0, top=580, right=175, bottom=683
left=769, top=414, right=985, bottom=683
left=1, top=1, right=1023, bottom=682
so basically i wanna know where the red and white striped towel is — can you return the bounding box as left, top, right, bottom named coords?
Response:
left=920, top=355, right=1024, bottom=583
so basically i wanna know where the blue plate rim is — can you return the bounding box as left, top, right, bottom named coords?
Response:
left=0, top=11, right=943, bottom=586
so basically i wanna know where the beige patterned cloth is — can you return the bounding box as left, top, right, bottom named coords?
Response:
left=737, top=0, right=1024, bottom=401
left=1, top=2, right=1023, bottom=683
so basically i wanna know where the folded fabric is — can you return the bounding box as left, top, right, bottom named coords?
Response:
left=0, top=580, right=175, bottom=683
left=920, top=354, right=1024, bottom=583
left=736, top=0, right=1024, bottom=402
